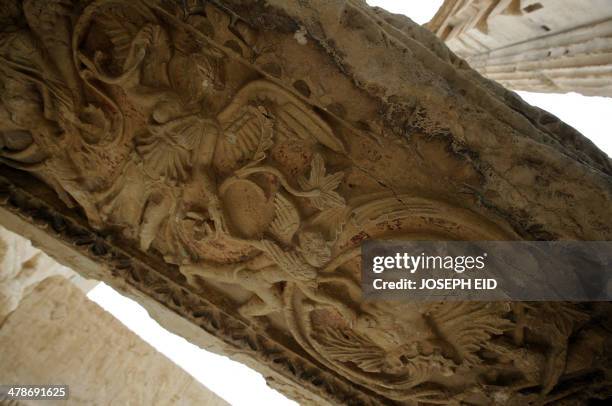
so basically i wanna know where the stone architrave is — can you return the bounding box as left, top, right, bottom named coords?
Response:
left=0, top=1, right=611, bottom=404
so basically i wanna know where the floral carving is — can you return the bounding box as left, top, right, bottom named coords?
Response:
left=1, top=1, right=610, bottom=404
left=298, top=153, right=345, bottom=210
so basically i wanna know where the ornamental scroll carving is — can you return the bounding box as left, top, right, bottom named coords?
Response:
left=1, top=1, right=610, bottom=404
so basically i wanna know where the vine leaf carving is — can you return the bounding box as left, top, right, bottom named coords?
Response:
left=298, top=154, right=345, bottom=210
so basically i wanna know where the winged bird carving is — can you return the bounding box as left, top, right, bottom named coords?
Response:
left=214, top=80, right=346, bottom=172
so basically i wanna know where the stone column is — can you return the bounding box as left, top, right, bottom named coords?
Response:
left=0, top=274, right=227, bottom=405
left=428, top=0, right=612, bottom=97
left=0, top=226, right=77, bottom=323
left=0, top=227, right=227, bottom=405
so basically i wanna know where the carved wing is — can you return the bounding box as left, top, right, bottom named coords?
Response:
left=316, top=326, right=387, bottom=373
left=427, top=302, right=512, bottom=366
left=93, top=5, right=148, bottom=64
left=77, top=1, right=159, bottom=68
left=215, top=80, right=345, bottom=171
left=148, top=116, right=205, bottom=150
left=136, top=115, right=212, bottom=181
left=256, top=240, right=316, bottom=282
left=269, top=193, right=300, bottom=245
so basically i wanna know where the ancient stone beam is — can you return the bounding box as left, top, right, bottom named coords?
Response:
left=1, top=0, right=611, bottom=404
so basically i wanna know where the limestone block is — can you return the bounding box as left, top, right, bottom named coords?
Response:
left=0, top=276, right=227, bottom=406
left=0, top=226, right=74, bottom=322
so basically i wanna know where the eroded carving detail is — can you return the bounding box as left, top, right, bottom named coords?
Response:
left=1, top=1, right=610, bottom=404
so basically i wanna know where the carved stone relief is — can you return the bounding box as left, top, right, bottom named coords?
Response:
left=0, top=0, right=611, bottom=404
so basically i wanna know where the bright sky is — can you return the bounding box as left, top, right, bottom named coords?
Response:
left=89, top=2, right=611, bottom=406
left=367, top=0, right=445, bottom=24
left=88, top=283, right=296, bottom=406
left=517, top=91, right=612, bottom=156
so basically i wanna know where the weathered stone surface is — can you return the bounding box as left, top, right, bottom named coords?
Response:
left=0, top=276, right=227, bottom=406
left=0, top=0, right=611, bottom=404
left=428, top=0, right=612, bottom=97
left=0, top=225, right=75, bottom=322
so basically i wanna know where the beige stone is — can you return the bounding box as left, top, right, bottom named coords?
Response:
left=0, top=276, right=227, bottom=406
left=0, top=0, right=611, bottom=404
left=428, top=0, right=612, bottom=96
left=0, top=226, right=75, bottom=322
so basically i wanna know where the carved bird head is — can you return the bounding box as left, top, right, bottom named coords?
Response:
left=297, top=231, right=332, bottom=268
